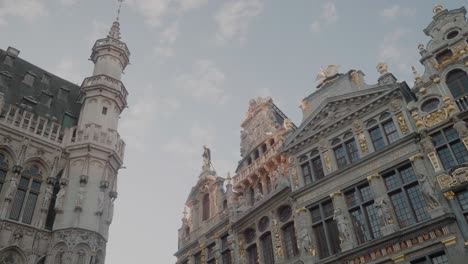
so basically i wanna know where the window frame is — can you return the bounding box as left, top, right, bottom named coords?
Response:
left=0, top=153, right=9, bottom=194
left=446, top=69, right=468, bottom=99
left=345, top=183, right=381, bottom=245
left=410, top=250, right=449, bottom=264
left=260, top=232, right=275, bottom=264
left=366, top=112, right=400, bottom=151
left=309, top=200, right=341, bottom=259
left=221, top=234, right=232, bottom=264
left=9, top=163, right=43, bottom=224
left=382, top=164, right=430, bottom=228
left=332, top=136, right=359, bottom=169
left=281, top=222, right=299, bottom=259
left=431, top=126, right=468, bottom=170
left=299, top=149, right=325, bottom=186
left=455, top=187, right=468, bottom=224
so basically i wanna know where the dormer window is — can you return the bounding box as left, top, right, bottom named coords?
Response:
left=39, top=92, right=53, bottom=108
left=23, top=72, right=36, bottom=86
left=58, top=87, right=70, bottom=101
left=41, top=74, right=51, bottom=85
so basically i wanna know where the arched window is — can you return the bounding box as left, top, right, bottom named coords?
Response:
left=0, top=249, right=26, bottom=264
left=202, top=193, right=210, bottom=221
left=446, top=69, right=468, bottom=99
left=54, top=251, right=64, bottom=264
left=76, top=250, right=86, bottom=264
left=9, top=164, right=42, bottom=224
left=0, top=153, right=9, bottom=194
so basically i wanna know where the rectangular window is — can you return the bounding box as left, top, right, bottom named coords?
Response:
left=102, top=107, right=108, bottom=115
left=193, top=252, right=201, bottom=264
left=345, top=140, right=359, bottom=162
left=0, top=169, right=6, bottom=193
left=369, top=127, right=385, bottom=151
left=311, top=156, right=324, bottom=180
left=334, top=145, right=348, bottom=169
left=310, top=200, right=340, bottom=259
left=260, top=233, right=275, bottom=264
left=246, top=245, right=259, bottom=264
left=383, top=165, right=429, bottom=228
left=410, top=251, right=449, bottom=264
left=383, top=120, right=399, bottom=144
left=346, top=184, right=380, bottom=244
left=282, top=224, right=298, bottom=259
left=221, top=235, right=232, bottom=264
left=9, top=189, right=26, bottom=220
left=21, top=192, right=38, bottom=224
left=301, top=163, right=312, bottom=185
left=207, top=243, right=215, bottom=261
left=432, top=127, right=468, bottom=170
left=456, top=188, right=468, bottom=223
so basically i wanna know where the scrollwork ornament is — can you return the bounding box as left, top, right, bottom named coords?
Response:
left=396, top=112, right=409, bottom=134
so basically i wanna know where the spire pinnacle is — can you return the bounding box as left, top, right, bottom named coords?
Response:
left=108, top=0, right=124, bottom=40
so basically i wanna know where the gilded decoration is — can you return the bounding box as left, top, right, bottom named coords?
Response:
left=358, top=132, right=369, bottom=154
left=350, top=71, right=361, bottom=90
left=436, top=167, right=468, bottom=189
left=396, top=112, right=409, bottom=134
left=291, top=167, right=299, bottom=188
left=323, top=150, right=332, bottom=173
left=366, top=173, right=381, bottom=181
left=441, top=235, right=457, bottom=246
left=272, top=220, right=283, bottom=257
left=443, top=191, right=455, bottom=200
left=432, top=45, right=467, bottom=70
left=423, top=108, right=448, bottom=127
left=411, top=111, right=425, bottom=130
left=409, top=153, right=425, bottom=162
left=427, top=152, right=442, bottom=172
left=442, top=96, right=457, bottom=116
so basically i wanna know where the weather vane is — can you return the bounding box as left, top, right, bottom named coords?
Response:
left=116, top=0, right=124, bottom=21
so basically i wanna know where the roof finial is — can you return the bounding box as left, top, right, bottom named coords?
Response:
left=116, top=0, right=124, bottom=22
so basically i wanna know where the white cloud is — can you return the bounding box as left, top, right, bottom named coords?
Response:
left=175, top=60, right=229, bottom=104
left=126, top=0, right=208, bottom=28
left=380, top=5, right=415, bottom=19
left=59, top=0, right=80, bottom=6
left=86, top=20, right=109, bottom=46
left=214, top=0, right=264, bottom=44
left=0, top=0, right=48, bottom=25
left=154, top=22, right=179, bottom=57
left=378, top=29, right=406, bottom=62
left=49, top=57, right=83, bottom=84
left=310, top=2, right=338, bottom=33
left=310, top=21, right=320, bottom=33
left=322, top=2, right=338, bottom=24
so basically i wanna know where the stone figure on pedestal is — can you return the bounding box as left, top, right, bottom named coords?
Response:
left=375, top=197, right=393, bottom=226
left=55, top=186, right=66, bottom=212
left=6, top=176, right=18, bottom=200
left=333, top=209, right=351, bottom=243
left=296, top=209, right=315, bottom=257
left=417, top=173, right=440, bottom=208
left=42, top=185, right=53, bottom=209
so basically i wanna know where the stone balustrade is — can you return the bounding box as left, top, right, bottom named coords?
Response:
left=81, top=74, right=128, bottom=99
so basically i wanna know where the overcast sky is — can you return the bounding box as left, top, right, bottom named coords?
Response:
left=1, top=0, right=467, bottom=263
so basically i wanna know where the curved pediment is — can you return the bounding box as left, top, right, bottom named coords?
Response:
left=185, top=175, right=217, bottom=205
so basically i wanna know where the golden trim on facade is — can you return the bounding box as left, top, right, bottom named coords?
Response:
left=441, top=235, right=457, bottom=246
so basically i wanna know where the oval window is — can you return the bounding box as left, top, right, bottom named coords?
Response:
left=446, top=30, right=459, bottom=40
left=421, top=98, right=440, bottom=113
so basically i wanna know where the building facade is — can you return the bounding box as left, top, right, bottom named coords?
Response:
left=0, top=13, right=130, bottom=264
left=175, top=5, right=468, bottom=264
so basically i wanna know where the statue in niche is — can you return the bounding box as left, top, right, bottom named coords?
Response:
left=76, top=186, right=85, bottom=208
left=417, top=173, right=440, bottom=208
left=42, top=185, right=53, bottom=209
left=254, top=189, right=263, bottom=202
left=453, top=116, right=468, bottom=138
left=333, top=208, right=351, bottom=243
left=283, top=118, right=294, bottom=130
left=6, top=176, right=18, bottom=200
left=55, top=185, right=66, bottom=211
left=375, top=197, right=393, bottom=226
left=420, top=132, right=435, bottom=154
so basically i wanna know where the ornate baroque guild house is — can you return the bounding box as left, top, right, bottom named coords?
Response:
left=0, top=8, right=130, bottom=264
left=176, top=6, right=468, bottom=264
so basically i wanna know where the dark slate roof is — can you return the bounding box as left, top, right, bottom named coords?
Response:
left=0, top=48, right=81, bottom=127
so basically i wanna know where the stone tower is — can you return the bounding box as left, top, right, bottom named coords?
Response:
left=0, top=3, right=130, bottom=264
left=51, top=11, right=131, bottom=263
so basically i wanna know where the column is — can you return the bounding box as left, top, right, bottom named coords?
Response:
left=420, top=133, right=443, bottom=173
left=329, top=191, right=357, bottom=251
left=352, top=120, right=370, bottom=156
left=367, top=173, right=399, bottom=236
left=294, top=207, right=317, bottom=263
left=443, top=191, right=468, bottom=241
left=409, top=154, right=445, bottom=218
left=441, top=234, right=466, bottom=264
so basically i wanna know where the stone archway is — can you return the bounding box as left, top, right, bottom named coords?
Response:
left=0, top=248, right=26, bottom=264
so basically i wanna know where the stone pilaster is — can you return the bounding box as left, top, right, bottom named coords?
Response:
left=367, top=173, right=399, bottom=235
left=294, top=207, right=317, bottom=263
left=420, top=133, right=443, bottom=173
left=329, top=191, right=357, bottom=251
left=444, top=191, right=468, bottom=241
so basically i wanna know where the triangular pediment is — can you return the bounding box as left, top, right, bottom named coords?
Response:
left=282, top=85, right=397, bottom=152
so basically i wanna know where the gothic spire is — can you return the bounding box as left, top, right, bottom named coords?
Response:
left=108, top=0, right=124, bottom=40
